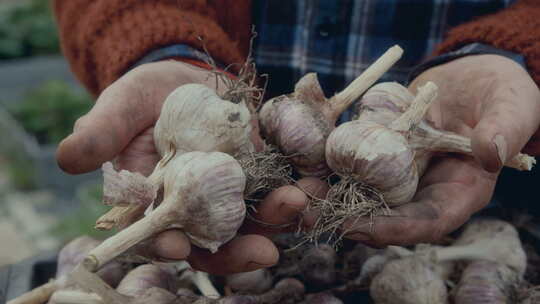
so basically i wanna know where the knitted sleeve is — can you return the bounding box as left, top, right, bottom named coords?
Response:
left=51, top=0, right=251, bottom=95
left=435, top=0, right=540, bottom=85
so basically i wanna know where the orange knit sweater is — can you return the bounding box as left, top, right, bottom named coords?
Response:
left=52, top=0, right=540, bottom=96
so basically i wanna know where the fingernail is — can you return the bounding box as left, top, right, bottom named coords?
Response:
left=246, top=261, right=275, bottom=270
left=492, top=134, right=507, bottom=167
left=280, top=202, right=304, bottom=217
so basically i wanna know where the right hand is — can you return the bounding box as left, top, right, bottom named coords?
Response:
left=56, top=60, right=326, bottom=275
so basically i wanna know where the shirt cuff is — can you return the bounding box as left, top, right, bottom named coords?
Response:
left=129, top=44, right=225, bottom=71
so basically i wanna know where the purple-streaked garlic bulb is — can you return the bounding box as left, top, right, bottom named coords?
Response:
left=302, top=292, right=344, bottom=304
left=260, top=46, right=403, bottom=177
left=84, top=151, right=246, bottom=272
left=116, top=264, right=174, bottom=298
left=356, top=82, right=535, bottom=176
left=154, top=83, right=254, bottom=158
left=299, top=244, right=337, bottom=288
left=326, top=82, right=437, bottom=205
left=55, top=236, right=126, bottom=288
left=226, top=269, right=273, bottom=294
left=453, top=260, right=518, bottom=304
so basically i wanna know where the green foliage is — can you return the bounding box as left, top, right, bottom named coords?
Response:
left=51, top=182, right=114, bottom=242
left=5, top=160, right=37, bottom=190
left=0, top=0, right=60, bottom=59
left=10, top=80, right=92, bottom=144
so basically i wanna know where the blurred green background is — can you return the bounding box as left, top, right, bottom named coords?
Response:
left=0, top=0, right=111, bottom=267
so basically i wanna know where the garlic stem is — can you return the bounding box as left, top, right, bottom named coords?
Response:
left=389, top=82, right=438, bottom=133
left=85, top=201, right=176, bottom=272
left=70, top=264, right=130, bottom=304
left=192, top=271, right=221, bottom=299
left=50, top=290, right=103, bottom=304
left=389, top=241, right=496, bottom=265
left=176, top=262, right=220, bottom=299
left=7, top=281, right=58, bottom=304
left=410, top=123, right=535, bottom=171
left=434, top=240, right=495, bottom=263
left=331, top=45, right=403, bottom=118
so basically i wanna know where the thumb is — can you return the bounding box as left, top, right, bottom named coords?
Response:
left=56, top=84, right=157, bottom=174
left=471, top=83, right=540, bottom=173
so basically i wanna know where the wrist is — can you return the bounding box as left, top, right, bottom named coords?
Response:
left=408, top=43, right=526, bottom=85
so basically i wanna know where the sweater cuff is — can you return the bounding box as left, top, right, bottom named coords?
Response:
left=82, top=2, right=245, bottom=94
left=433, top=1, right=540, bottom=85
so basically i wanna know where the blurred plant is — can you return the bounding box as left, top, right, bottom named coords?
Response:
left=9, top=80, right=92, bottom=145
left=51, top=181, right=114, bottom=242
left=0, top=0, right=60, bottom=59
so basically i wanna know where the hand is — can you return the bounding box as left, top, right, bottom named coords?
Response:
left=339, top=54, right=540, bottom=247
left=56, top=60, right=322, bottom=275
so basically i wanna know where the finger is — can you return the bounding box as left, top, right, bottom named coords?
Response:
left=296, top=177, right=330, bottom=199
left=187, top=235, right=279, bottom=275
left=342, top=156, right=497, bottom=246
left=57, top=80, right=157, bottom=174
left=151, top=229, right=192, bottom=260
left=240, top=178, right=329, bottom=235
left=113, top=127, right=160, bottom=176
left=241, top=185, right=308, bottom=236
left=471, top=76, right=540, bottom=172
left=295, top=177, right=336, bottom=231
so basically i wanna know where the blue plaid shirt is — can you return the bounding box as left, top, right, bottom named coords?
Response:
left=135, top=0, right=515, bottom=115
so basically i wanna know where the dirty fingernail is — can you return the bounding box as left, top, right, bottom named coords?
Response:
left=492, top=134, right=507, bottom=168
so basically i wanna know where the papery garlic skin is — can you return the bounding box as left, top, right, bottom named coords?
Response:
left=357, top=82, right=433, bottom=175
left=163, top=151, right=247, bottom=252
left=326, top=120, right=418, bottom=205
left=260, top=74, right=332, bottom=177
left=260, top=95, right=331, bottom=177
left=356, top=82, right=414, bottom=124
left=116, top=264, right=173, bottom=297
left=370, top=257, right=448, bottom=304
left=154, top=84, right=254, bottom=157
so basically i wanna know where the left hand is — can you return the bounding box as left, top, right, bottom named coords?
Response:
left=338, top=54, right=540, bottom=247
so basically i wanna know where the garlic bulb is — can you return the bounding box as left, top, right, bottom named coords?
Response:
left=326, top=82, right=437, bottom=205
left=116, top=264, right=174, bottom=298
left=370, top=256, right=448, bottom=304
left=84, top=151, right=246, bottom=272
left=452, top=218, right=526, bottom=276
left=357, top=82, right=536, bottom=175
left=154, top=83, right=254, bottom=157
left=260, top=46, right=403, bottom=177
left=453, top=260, right=518, bottom=304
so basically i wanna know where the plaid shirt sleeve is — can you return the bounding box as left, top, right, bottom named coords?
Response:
left=251, top=0, right=516, bottom=123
